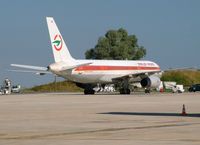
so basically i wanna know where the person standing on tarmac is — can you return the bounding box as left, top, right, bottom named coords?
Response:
left=4, top=78, right=11, bottom=94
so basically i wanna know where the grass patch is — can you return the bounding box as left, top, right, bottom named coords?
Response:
left=22, top=81, right=83, bottom=93
left=161, top=70, right=200, bottom=85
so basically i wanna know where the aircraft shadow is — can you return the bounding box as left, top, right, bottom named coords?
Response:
left=100, top=112, right=200, bottom=117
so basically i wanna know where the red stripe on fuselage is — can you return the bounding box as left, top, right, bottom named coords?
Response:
left=74, top=66, right=160, bottom=71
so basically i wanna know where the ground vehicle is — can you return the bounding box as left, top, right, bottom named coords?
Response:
left=189, top=84, right=200, bottom=92
left=11, top=85, right=20, bottom=93
left=172, top=85, right=184, bottom=93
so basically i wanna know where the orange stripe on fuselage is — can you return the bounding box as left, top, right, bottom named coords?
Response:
left=74, top=66, right=160, bottom=71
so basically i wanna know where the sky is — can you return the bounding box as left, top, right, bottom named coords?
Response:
left=0, top=0, right=199, bottom=88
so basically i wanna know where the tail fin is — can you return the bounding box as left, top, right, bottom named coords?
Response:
left=46, top=17, right=75, bottom=63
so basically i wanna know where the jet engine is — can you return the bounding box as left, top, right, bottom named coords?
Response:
left=140, top=75, right=161, bottom=88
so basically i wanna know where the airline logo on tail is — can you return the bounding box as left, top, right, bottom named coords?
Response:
left=53, top=34, right=63, bottom=51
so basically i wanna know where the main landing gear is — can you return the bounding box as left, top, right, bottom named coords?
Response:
left=120, top=78, right=131, bottom=94
left=84, top=88, right=95, bottom=95
left=76, top=83, right=95, bottom=95
left=120, top=88, right=131, bottom=94
left=145, top=88, right=151, bottom=93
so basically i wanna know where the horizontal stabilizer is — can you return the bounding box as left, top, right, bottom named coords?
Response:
left=11, top=64, right=48, bottom=71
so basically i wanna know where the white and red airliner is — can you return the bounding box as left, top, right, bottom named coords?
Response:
left=11, top=17, right=162, bottom=94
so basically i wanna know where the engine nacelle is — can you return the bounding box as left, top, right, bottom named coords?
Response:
left=141, top=75, right=161, bottom=88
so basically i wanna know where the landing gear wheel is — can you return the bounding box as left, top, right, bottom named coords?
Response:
left=84, top=89, right=95, bottom=95
left=120, top=89, right=125, bottom=94
left=145, top=89, right=151, bottom=93
left=120, top=88, right=131, bottom=94
left=126, top=89, right=131, bottom=94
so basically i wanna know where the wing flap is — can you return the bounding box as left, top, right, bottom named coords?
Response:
left=112, top=70, right=161, bottom=81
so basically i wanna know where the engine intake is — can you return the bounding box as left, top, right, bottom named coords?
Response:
left=141, top=75, right=161, bottom=88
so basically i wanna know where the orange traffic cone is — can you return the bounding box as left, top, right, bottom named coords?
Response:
left=182, top=104, right=187, bottom=115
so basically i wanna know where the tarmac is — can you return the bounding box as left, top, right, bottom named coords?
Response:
left=0, top=92, right=200, bottom=145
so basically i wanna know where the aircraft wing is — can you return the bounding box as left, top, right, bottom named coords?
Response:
left=163, top=67, right=197, bottom=72
left=112, top=70, right=162, bottom=82
left=112, top=66, right=197, bottom=82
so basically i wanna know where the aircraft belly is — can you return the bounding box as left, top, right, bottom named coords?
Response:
left=76, top=72, right=115, bottom=83
left=72, top=74, right=107, bottom=83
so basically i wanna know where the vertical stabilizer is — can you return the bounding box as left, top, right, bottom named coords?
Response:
left=46, top=17, right=74, bottom=63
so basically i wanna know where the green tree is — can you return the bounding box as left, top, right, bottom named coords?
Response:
left=85, top=28, right=146, bottom=60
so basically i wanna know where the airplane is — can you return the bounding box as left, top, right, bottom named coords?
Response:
left=11, top=17, right=162, bottom=94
